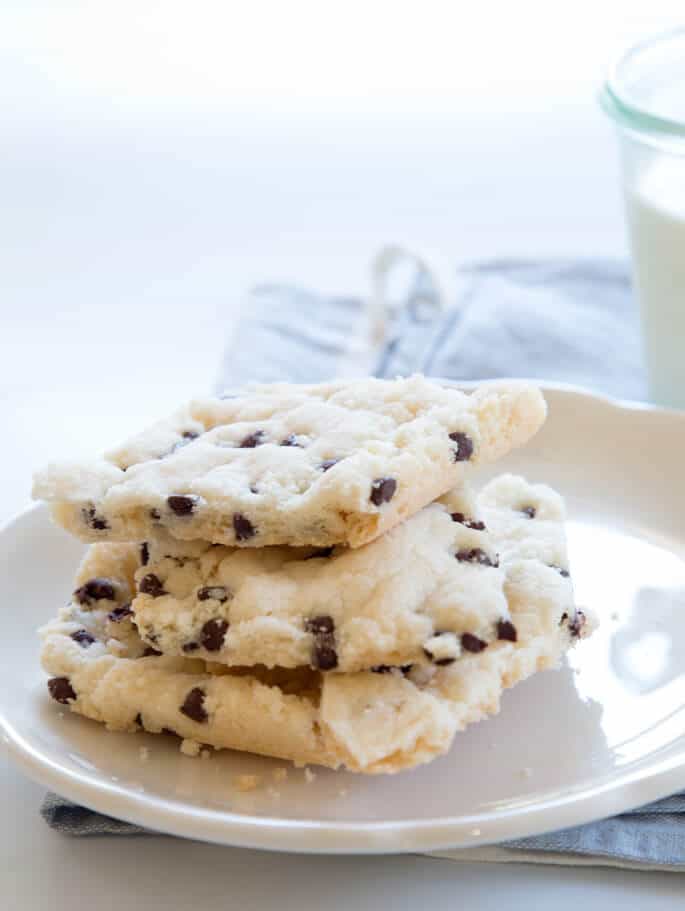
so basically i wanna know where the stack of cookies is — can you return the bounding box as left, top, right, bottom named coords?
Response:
left=33, top=375, right=592, bottom=774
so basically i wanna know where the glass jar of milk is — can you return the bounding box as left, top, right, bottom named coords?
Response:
left=601, top=29, right=685, bottom=410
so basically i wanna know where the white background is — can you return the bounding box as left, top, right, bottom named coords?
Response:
left=2, top=2, right=684, bottom=905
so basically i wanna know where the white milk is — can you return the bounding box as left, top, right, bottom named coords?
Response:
left=626, top=156, right=685, bottom=409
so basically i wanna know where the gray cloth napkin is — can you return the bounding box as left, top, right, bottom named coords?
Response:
left=218, top=259, right=645, bottom=399
left=43, top=258, right=685, bottom=869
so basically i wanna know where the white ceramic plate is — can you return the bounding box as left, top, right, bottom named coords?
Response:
left=2, top=384, right=685, bottom=853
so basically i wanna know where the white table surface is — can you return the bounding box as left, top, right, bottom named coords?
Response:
left=3, top=6, right=685, bottom=901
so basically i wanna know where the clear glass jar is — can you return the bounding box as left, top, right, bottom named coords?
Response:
left=601, top=28, right=685, bottom=410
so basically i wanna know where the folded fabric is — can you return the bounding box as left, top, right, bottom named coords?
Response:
left=217, top=258, right=645, bottom=401
left=41, top=792, right=685, bottom=871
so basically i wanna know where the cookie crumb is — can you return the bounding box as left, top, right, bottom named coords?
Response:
left=180, top=738, right=202, bottom=758
left=272, top=766, right=288, bottom=783
left=407, top=665, right=436, bottom=687
left=423, top=632, right=460, bottom=665
left=139, top=746, right=150, bottom=761
left=234, top=774, right=261, bottom=792
left=303, top=767, right=316, bottom=784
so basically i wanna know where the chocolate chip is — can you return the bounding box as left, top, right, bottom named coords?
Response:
left=180, top=688, right=208, bottom=723
left=249, top=484, right=259, bottom=494
left=521, top=506, right=537, bottom=519
left=108, top=602, right=133, bottom=622
left=560, top=612, right=568, bottom=625
left=280, top=434, right=301, bottom=447
left=140, top=542, right=149, bottom=565
left=197, top=586, right=229, bottom=603
left=70, top=629, right=96, bottom=647
left=167, top=495, right=198, bottom=516
left=240, top=430, right=266, bottom=448
left=568, top=610, right=587, bottom=638
left=370, top=477, right=397, bottom=506
left=48, top=677, right=76, bottom=704
left=496, top=619, right=517, bottom=642
left=162, top=727, right=178, bottom=737
left=461, top=633, right=488, bottom=653
left=182, top=430, right=199, bottom=440
left=149, top=508, right=161, bottom=521
left=449, top=431, right=474, bottom=462
left=139, top=574, right=166, bottom=597
left=81, top=506, right=109, bottom=531
left=313, top=643, right=338, bottom=671
left=371, top=664, right=413, bottom=674
left=305, top=615, right=338, bottom=670
left=182, top=642, right=200, bottom=653
left=450, top=512, right=486, bottom=531
left=73, top=577, right=116, bottom=605
left=550, top=564, right=571, bottom=578
left=319, top=459, right=339, bottom=472
left=201, top=618, right=229, bottom=652
left=305, top=616, right=335, bottom=635
left=455, top=548, right=499, bottom=568
left=233, top=512, right=255, bottom=541
left=135, top=713, right=143, bottom=728
left=143, top=646, right=162, bottom=657
left=304, top=547, right=335, bottom=560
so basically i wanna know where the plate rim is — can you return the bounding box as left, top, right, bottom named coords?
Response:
left=3, top=381, right=685, bottom=853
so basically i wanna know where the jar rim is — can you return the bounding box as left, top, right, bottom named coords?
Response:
left=601, top=27, right=685, bottom=139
